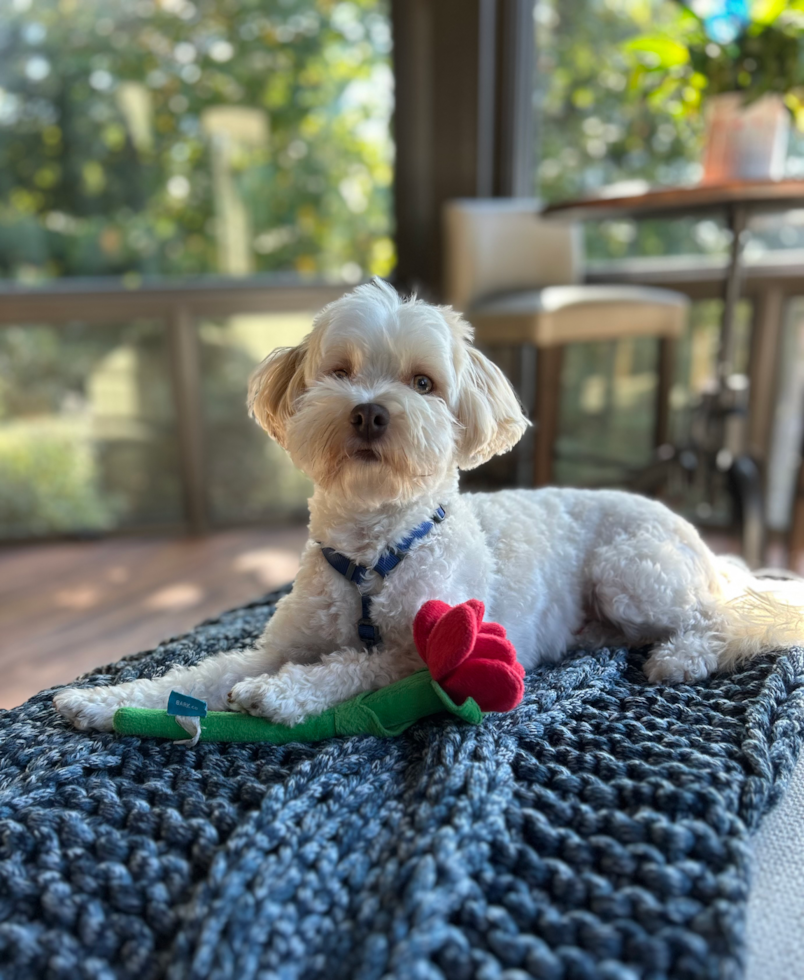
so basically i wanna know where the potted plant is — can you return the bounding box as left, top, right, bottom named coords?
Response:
left=624, top=0, right=804, bottom=182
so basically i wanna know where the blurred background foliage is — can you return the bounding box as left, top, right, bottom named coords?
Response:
left=0, top=320, right=184, bottom=538
left=2, top=0, right=804, bottom=539
left=625, top=0, right=804, bottom=115
left=536, top=0, right=804, bottom=261
left=0, top=0, right=393, bottom=283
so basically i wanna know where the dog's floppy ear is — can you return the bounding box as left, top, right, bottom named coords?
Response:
left=452, top=324, right=530, bottom=470
left=248, top=339, right=309, bottom=449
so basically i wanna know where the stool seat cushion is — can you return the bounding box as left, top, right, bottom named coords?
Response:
left=470, top=284, right=689, bottom=346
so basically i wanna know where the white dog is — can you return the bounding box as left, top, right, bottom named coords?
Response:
left=55, top=279, right=804, bottom=732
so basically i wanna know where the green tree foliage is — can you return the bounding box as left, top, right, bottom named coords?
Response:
left=626, top=1, right=804, bottom=115
left=536, top=0, right=804, bottom=260
left=0, top=0, right=393, bottom=282
left=537, top=0, right=706, bottom=199
left=0, top=320, right=184, bottom=538
left=537, top=0, right=709, bottom=260
left=0, top=425, right=115, bottom=537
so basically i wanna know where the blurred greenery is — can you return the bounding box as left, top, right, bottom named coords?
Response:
left=625, top=1, right=804, bottom=118
left=0, top=321, right=184, bottom=538
left=537, top=3, right=702, bottom=201
left=0, top=0, right=393, bottom=283
left=0, top=422, right=114, bottom=538
left=536, top=0, right=804, bottom=260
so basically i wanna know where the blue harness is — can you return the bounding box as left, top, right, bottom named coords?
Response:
left=321, top=505, right=447, bottom=648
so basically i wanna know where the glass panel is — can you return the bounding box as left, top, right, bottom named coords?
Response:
left=553, top=299, right=753, bottom=504
left=0, top=320, right=182, bottom=539
left=584, top=213, right=804, bottom=265
left=197, top=313, right=314, bottom=524
left=767, top=298, right=804, bottom=532
left=668, top=298, right=752, bottom=447
left=554, top=336, right=658, bottom=487
left=582, top=216, right=731, bottom=264
left=0, top=0, right=393, bottom=283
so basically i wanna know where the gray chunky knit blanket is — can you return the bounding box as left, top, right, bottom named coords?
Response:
left=1, top=586, right=803, bottom=980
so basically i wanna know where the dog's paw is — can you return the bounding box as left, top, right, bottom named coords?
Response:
left=53, top=687, right=122, bottom=732
left=643, top=638, right=718, bottom=685
left=227, top=678, right=311, bottom=727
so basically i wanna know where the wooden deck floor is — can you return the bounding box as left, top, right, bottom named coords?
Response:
left=0, top=525, right=790, bottom=711
left=0, top=526, right=307, bottom=709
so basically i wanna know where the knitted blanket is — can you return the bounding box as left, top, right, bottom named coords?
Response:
left=2, top=587, right=804, bottom=980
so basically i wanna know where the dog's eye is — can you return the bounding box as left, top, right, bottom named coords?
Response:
left=412, top=374, right=433, bottom=394
left=331, top=369, right=349, bottom=380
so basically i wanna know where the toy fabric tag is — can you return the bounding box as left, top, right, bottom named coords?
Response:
left=167, top=691, right=208, bottom=718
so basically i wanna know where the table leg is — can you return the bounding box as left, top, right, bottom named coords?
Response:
left=716, top=203, right=765, bottom=567
left=718, top=203, right=748, bottom=388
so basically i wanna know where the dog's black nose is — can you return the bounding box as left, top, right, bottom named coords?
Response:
left=350, top=402, right=390, bottom=440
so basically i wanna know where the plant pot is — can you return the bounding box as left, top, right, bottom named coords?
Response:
left=701, top=92, right=790, bottom=183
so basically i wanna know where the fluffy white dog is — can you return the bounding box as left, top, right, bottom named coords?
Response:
left=55, top=279, right=804, bottom=732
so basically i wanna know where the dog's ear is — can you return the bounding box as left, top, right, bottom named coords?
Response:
left=452, top=327, right=530, bottom=470
left=248, top=339, right=309, bottom=449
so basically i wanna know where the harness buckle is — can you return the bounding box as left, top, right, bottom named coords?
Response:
left=432, top=507, right=446, bottom=523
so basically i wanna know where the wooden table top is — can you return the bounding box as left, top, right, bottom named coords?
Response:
left=541, top=178, right=804, bottom=222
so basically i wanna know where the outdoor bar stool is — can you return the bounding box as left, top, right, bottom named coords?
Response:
left=443, top=198, right=690, bottom=486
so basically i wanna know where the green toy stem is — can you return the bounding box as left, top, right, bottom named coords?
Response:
left=113, top=669, right=483, bottom=744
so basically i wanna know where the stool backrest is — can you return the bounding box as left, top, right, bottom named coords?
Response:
left=443, top=198, right=582, bottom=313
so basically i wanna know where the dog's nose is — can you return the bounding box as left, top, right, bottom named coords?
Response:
left=350, top=402, right=390, bottom=440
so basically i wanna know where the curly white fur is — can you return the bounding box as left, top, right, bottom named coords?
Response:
left=54, top=279, right=804, bottom=732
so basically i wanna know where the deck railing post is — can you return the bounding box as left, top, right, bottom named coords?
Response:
left=168, top=304, right=208, bottom=535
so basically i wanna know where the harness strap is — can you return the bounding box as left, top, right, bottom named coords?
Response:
left=321, top=505, right=446, bottom=648
left=358, top=594, right=379, bottom=646
left=320, top=548, right=367, bottom=585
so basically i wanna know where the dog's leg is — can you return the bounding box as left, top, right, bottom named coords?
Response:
left=227, top=646, right=423, bottom=726
left=53, top=557, right=348, bottom=732
left=588, top=525, right=724, bottom=684
left=53, top=644, right=295, bottom=732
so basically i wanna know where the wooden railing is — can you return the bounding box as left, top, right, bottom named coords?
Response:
left=3, top=255, right=803, bottom=543
left=0, top=277, right=347, bottom=534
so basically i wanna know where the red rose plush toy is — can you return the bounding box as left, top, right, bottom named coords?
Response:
left=413, top=599, right=525, bottom=712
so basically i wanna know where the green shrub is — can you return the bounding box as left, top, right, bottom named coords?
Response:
left=0, top=420, right=115, bottom=538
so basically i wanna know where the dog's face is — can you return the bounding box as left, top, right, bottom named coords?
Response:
left=248, top=280, right=529, bottom=505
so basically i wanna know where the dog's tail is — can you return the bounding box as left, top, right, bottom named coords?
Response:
left=713, top=558, right=804, bottom=670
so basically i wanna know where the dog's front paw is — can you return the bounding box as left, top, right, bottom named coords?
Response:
left=227, top=677, right=312, bottom=727
left=53, top=686, right=123, bottom=732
